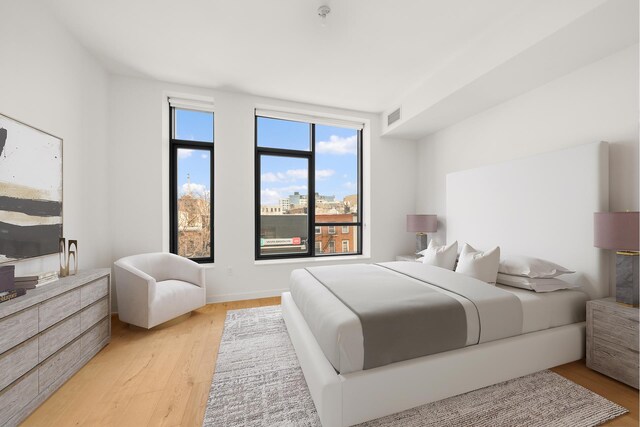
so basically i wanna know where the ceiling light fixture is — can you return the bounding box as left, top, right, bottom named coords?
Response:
left=317, top=5, right=331, bottom=27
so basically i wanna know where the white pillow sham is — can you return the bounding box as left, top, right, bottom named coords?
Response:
left=418, top=240, right=458, bottom=270
left=497, top=273, right=580, bottom=293
left=499, top=255, right=574, bottom=278
left=455, top=243, right=500, bottom=284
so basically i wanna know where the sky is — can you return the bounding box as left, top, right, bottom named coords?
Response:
left=175, top=109, right=213, bottom=197
left=174, top=109, right=359, bottom=205
left=258, top=118, right=359, bottom=205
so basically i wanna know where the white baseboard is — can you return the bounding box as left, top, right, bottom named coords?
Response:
left=206, top=288, right=287, bottom=304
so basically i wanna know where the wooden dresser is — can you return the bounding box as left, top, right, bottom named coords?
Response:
left=586, top=297, right=639, bottom=389
left=0, top=269, right=111, bottom=426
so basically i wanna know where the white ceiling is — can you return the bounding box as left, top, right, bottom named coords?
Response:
left=41, top=0, right=535, bottom=113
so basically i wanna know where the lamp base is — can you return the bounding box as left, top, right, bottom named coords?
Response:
left=415, top=234, right=429, bottom=253
left=615, top=251, right=639, bottom=307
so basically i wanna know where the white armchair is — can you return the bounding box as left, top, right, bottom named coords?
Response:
left=114, top=252, right=206, bottom=329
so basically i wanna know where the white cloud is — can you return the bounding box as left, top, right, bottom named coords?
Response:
left=286, top=169, right=308, bottom=180
left=178, top=149, right=193, bottom=159
left=180, top=182, right=208, bottom=196
left=261, top=185, right=307, bottom=205
left=261, top=169, right=310, bottom=183
left=315, top=169, right=335, bottom=180
left=201, top=153, right=208, bottom=159
left=343, top=181, right=357, bottom=190
left=316, top=135, right=357, bottom=155
left=261, top=172, right=281, bottom=183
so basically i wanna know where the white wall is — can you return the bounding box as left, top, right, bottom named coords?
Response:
left=0, top=1, right=111, bottom=276
left=416, top=45, right=639, bottom=293
left=109, top=75, right=417, bottom=304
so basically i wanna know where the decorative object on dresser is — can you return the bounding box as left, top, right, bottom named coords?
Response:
left=114, top=252, right=205, bottom=329
left=586, top=297, right=639, bottom=389
left=0, top=269, right=111, bottom=426
left=13, top=271, right=59, bottom=290
left=0, top=288, right=26, bottom=303
left=406, top=214, right=437, bottom=252
left=594, top=211, right=639, bottom=307
left=0, top=265, right=15, bottom=291
left=0, top=113, right=63, bottom=264
left=59, top=238, right=79, bottom=277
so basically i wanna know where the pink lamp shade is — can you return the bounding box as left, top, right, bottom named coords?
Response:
left=406, top=214, right=437, bottom=233
left=594, top=212, right=639, bottom=251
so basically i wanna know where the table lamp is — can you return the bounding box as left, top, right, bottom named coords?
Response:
left=594, top=211, right=639, bottom=307
left=407, top=214, right=437, bottom=253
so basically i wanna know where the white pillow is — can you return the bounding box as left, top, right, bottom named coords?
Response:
left=455, top=244, right=500, bottom=284
left=497, top=273, right=580, bottom=293
left=499, top=255, right=574, bottom=278
left=418, top=240, right=458, bottom=270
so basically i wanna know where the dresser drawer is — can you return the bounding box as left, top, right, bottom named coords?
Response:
left=81, top=277, right=109, bottom=308
left=81, top=317, right=109, bottom=354
left=39, top=313, right=81, bottom=362
left=593, top=308, right=639, bottom=352
left=39, top=339, right=81, bottom=392
left=0, top=368, right=38, bottom=426
left=80, top=298, right=109, bottom=333
left=0, top=307, right=38, bottom=354
left=39, top=289, right=81, bottom=330
left=0, top=337, right=38, bottom=390
left=591, top=337, right=640, bottom=388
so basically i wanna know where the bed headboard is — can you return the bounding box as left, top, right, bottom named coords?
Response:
left=446, top=141, right=609, bottom=299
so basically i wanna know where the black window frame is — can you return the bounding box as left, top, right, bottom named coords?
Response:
left=255, top=114, right=363, bottom=260
left=169, top=106, right=215, bottom=263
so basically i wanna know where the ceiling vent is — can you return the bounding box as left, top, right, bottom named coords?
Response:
left=387, top=107, right=401, bottom=126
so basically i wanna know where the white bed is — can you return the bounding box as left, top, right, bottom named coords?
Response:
left=290, top=265, right=588, bottom=375
left=282, top=141, right=609, bottom=427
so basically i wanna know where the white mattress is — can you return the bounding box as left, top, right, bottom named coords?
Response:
left=289, top=268, right=588, bottom=374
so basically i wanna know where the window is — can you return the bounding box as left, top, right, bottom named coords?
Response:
left=169, top=101, right=214, bottom=263
left=255, top=110, right=363, bottom=259
left=342, top=240, right=349, bottom=252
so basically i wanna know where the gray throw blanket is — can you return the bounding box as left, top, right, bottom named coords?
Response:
left=305, top=264, right=467, bottom=370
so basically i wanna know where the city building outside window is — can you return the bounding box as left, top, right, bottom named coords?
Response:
left=255, top=110, right=363, bottom=259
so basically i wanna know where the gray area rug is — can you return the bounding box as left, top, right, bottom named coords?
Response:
left=203, top=305, right=628, bottom=427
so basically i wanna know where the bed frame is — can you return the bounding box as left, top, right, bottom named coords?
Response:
left=283, top=142, right=609, bottom=427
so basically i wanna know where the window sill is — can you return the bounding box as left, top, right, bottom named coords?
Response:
left=254, top=254, right=370, bottom=266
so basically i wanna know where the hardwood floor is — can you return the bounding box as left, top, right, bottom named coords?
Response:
left=22, top=297, right=638, bottom=426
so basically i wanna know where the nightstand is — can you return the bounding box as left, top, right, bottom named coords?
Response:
left=396, top=254, right=422, bottom=262
left=586, top=297, right=639, bottom=389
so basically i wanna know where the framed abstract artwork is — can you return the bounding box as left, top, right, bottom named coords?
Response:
left=0, top=113, right=63, bottom=263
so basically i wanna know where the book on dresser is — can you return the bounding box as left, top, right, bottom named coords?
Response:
left=0, top=288, right=26, bottom=303
left=0, top=269, right=111, bottom=427
left=13, top=272, right=59, bottom=290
